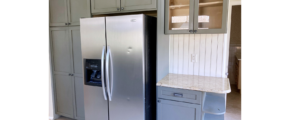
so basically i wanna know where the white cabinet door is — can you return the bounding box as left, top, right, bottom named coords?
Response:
left=54, top=74, right=74, bottom=118
left=68, top=0, right=90, bottom=26
left=49, top=0, right=69, bottom=26
left=73, top=76, right=85, bottom=120
left=91, top=0, right=121, bottom=14
left=69, top=27, right=83, bottom=77
left=50, top=27, right=73, bottom=74
left=121, top=0, right=156, bottom=12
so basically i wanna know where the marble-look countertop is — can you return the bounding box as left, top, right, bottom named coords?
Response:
left=157, top=74, right=231, bottom=94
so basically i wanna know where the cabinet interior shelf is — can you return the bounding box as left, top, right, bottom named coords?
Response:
left=202, top=92, right=226, bottom=115
left=169, top=1, right=223, bottom=9
left=169, top=4, right=189, bottom=9
left=200, top=1, right=223, bottom=7
left=203, top=113, right=224, bottom=120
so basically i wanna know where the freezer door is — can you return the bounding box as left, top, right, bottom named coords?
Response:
left=80, top=17, right=109, bottom=120
left=106, top=14, right=145, bottom=120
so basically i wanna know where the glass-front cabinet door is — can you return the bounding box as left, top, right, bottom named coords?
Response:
left=193, top=0, right=228, bottom=34
left=165, top=0, right=194, bottom=34
left=164, top=0, right=228, bottom=34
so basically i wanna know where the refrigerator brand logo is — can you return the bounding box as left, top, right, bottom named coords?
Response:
left=127, top=47, right=132, bottom=54
left=131, top=19, right=136, bottom=22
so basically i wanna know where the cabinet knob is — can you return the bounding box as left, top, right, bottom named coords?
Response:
left=68, top=23, right=71, bottom=25
left=121, top=7, right=124, bottom=10
left=71, top=74, right=74, bottom=76
left=68, top=73, right=71, bottom=76
left=117, top=8, right=120, bottom=11
left=65, top=23, right=68, bottom=25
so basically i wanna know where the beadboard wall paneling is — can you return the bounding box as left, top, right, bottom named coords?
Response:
left=169, top=34, right=226, bottom=77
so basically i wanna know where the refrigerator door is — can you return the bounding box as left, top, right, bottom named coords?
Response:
left=106, top=14, right=145, bottom=120
left=80, top=17, right=109, bottom=120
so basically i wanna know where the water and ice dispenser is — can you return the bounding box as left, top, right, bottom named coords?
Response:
left=84, top=59, right=103, bottom=86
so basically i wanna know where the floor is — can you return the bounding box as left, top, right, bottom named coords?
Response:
left=55, top=85, right=241, bottom=120
left=55, top=117, right=75, bottom=120
left=225, top=85, right=241, bottom=120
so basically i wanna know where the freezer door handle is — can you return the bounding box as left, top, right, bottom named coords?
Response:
left=101, top=46, right=107, bottom=100
left=106, top=46, right=113, bottom=101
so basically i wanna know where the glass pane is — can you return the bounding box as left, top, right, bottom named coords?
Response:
left=169, top=0, right=190, bottom=30
left=198, top=0, right=223, bottom=29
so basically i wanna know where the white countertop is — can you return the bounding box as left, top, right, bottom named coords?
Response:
left=157, top=74, right=231, bottom=94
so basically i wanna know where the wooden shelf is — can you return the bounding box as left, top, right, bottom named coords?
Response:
left=202, top=92, right=226, bottom=115
left=169, top=4, right=190, bottom=9
left=200, top=1, right=223, bottom=7
left=203, top=113, right=224, bottom=120
left=169, top=1, right=222, bottom=9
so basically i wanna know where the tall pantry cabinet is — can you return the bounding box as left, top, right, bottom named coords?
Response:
left=49, top=0, right=90, bottom=119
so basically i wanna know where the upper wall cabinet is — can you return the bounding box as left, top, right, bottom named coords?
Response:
left=121, top=0, right=157, bottom=12
left=91, top=0, right=121, bottom=14
left=91, top=0, right=157, bottom=15
left=50, top=0, right=91, bottom=26
left=165, top=0, right=228, bottom=34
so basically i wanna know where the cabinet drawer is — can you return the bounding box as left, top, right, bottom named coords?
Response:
left=157, top=99, right=201, bottom=120
left=157, top=86, right=202, bottom=104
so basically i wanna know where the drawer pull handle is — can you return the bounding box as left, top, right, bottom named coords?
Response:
left=173, top=93, right=183, bottom=97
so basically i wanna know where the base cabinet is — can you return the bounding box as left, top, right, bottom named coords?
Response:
left=157, top=86, right=228, bottom=120
left=54, top=74, right=75, bottom=118
left=157, top=99, right=201, bottom=120
left=74, top=77, right=85, bottom=120
left=157, top=86, right=202, bottom=120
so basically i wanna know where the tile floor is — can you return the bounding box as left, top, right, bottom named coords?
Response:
left=225, top=85, right=241, bottom=120
left=55, top=117, right=74, bottom=120
left=55, top=85, right=241, bottom=120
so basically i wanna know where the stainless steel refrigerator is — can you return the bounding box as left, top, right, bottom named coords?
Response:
left=80, top=14, right=156, bottom=120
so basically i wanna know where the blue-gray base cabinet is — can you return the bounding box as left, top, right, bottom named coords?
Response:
left=157, top=86, right=227, bottom=120
left=157, top=99, right=201, bottom=120
left=202, top=92, right=226, bottom=115
left=202, top=92, right=226, bottom=120
left=203, top=113, right=224, bottom=120
left=157, top=86, right=202, bottom=120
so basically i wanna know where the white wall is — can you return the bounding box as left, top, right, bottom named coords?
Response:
left=49, top=72, right=53, bottom=120
left=157, top=0, right=170, bottom=82
left=169, top=34, right=228, bottom=78
left=48, top=29, right=59, bottom=120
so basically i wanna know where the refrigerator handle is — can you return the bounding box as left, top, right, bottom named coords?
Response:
left=109, top=47, right=114, bottom=100
left=106, top=46, right=113, bottom=101
left=101, top=46, right=107, bottom=100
